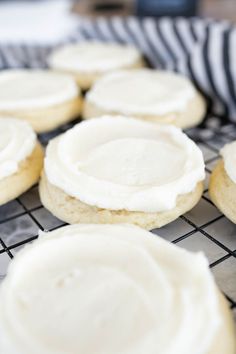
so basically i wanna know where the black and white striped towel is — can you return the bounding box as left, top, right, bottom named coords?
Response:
left=0, top=16, right=235, bottom=123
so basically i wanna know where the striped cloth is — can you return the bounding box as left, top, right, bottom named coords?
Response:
left=0, top=16, right=235, bottom=123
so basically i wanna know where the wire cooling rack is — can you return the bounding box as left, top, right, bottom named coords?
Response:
left=0, top=116, right=236, bottom=323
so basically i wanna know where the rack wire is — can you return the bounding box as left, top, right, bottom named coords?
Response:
left=0, top=117, right=236, bottom=322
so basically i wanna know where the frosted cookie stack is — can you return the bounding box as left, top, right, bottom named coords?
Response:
left=0, top=40, right=235, bottom=354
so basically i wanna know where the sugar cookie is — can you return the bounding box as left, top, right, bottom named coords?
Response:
left=0, top=118, right=43, bottom=205
left=0, top=224, right=234, bottom=354
left=48, top=42, right=144, bottom=90
left=0, top=70, right=82, bottom=133
left=39, top=116, right=205, bottom=228
left=209, top=141, right=236, bottom=223
left=83, top=69, right=206, bottom=129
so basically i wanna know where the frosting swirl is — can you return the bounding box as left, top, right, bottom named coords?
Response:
left=48, top=42, right=142, bottom=73
left=0, top=224, right=221, bottom=354
left=45, top=116, right=205, bottom=212
left=0, top=118, right=36, bottom=180
left=86, top=69, right=196, bottom=116
left=221, top=141, right=236, bottom=183
left=0, top=70, right=79, bottom=110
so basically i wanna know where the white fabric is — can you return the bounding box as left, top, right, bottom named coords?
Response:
left=0, top=0, right=77, bottom=44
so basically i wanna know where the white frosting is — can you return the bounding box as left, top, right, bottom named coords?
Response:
left=0, top=224, right=221, bottom=354
left=0, top=118, right=36, bottom=180
left=44, top=116, right=205, bottom=213
left=221, top=141, right=236, bottom=183
left=86, top=69, right=196, bottom=116
left=48, top=42, right=142, bottom=73
left=0, top=70, right=79, bottom=110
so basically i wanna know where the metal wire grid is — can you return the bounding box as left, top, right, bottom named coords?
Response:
left=0, top=118, right=236, bottom=322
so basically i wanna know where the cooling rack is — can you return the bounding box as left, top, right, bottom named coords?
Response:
left=0, top=116, right=236, bottom=323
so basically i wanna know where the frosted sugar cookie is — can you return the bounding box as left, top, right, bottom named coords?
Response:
left=39, top=116, right=205, bottom=229
left=0, top=70, right=82, bottom=133
left=209, top=141, right=236, bottom=223
left=0, top=224, right=235, bottom=354
left=83, top=69, right=206, bottom=129
left=48, top=41, right=144, bottom=90
left=0, top=118, right=43, bottom=205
